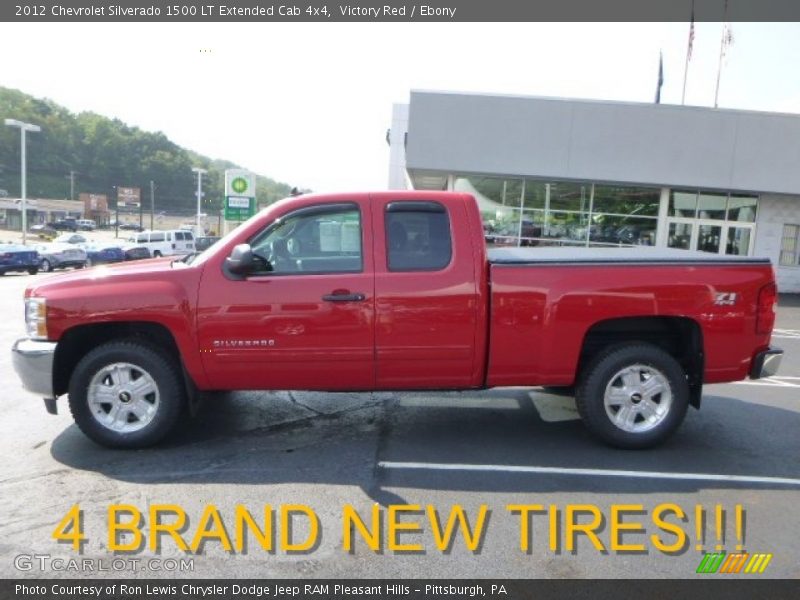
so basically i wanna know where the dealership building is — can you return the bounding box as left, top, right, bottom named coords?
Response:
left=387, top=90, right=800, bottom=292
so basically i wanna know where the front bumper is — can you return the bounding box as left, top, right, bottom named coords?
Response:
left=12, top=338, right=57, bottom=398
left=749, top=347, right=783, bottom=379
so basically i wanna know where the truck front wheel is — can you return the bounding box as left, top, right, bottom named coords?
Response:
left=67, top=341, right=186, bottom=448
left=576, top=344, right=689, bottom=449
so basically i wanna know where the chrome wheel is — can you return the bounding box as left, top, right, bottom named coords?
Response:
left=603, top=364, right=672, bottom=433
left=87, top=362, right=160, bottom=433
left=40, top=259, right=51, bottom=272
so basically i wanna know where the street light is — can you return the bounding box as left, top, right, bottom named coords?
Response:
left=4, top=119, right=41, bottom=245
left=192, top=167, right=207, bottom=232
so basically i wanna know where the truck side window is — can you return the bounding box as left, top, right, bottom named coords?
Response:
left=249, top=203, right=362, bottom=274
left=385, top=202, right=452, bottom=271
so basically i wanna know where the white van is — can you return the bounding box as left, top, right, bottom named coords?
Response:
left=127, top=230, right=195, bottom=257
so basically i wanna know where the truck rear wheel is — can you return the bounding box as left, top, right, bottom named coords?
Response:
left=67, top=340, right=185, bottom=448
left=575, top=344, right=689, bottom=449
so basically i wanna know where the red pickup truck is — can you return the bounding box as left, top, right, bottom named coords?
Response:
left=12, top=191, right=783, bottom=449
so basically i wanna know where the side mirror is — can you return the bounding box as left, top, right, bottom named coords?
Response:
left=225, top=243, right=255, bottom=275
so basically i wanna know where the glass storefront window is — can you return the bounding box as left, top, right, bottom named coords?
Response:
left=697, top=224, right=722, bottom=253
left=727, top=195, right=758, bottom=222
left=669, top=190, right=697, bottom=218
left=590, top=215, right=657, bottom=246
left=726, top=227, right=752, bottom=256
left=543, top=210, right=589, bottom=242
left=593, top=185, right=660, bottom=217
left=780, top=224, right=799, bottom=266
left=548, top=182, right=591, bottom=212
left=503, top=179, right=523, bottom=206
left=668, top=222, right=692, bottom=250
left=453, top=176, right=523, bottom=207
left=697, top=192, right=727, bottom=220
left=522, top=180, right=546, bottom=209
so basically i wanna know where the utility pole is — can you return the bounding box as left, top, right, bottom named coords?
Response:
left=150, top=180, right=155, bottom=230
left=192, top=167, right=207, bottom=233
left=113, top=186, right=119, bottom=239
left=5, top=119, right=41, bottom=245
left=65, top=170, right=77, bottom=201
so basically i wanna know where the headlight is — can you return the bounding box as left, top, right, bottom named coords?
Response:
left=25, top=297, right=48, bottom=340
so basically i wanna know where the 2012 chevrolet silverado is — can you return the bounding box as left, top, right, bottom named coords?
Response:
left=12, top=191, right=783, bottom=449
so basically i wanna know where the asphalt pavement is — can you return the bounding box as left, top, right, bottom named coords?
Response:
left=1, top=271, right=798, bottom=579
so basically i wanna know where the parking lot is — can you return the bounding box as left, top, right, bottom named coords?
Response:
left=0, top=270, right=798, bottom=579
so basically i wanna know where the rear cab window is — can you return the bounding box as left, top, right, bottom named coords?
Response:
left=385, top=201, right=452, bottom=271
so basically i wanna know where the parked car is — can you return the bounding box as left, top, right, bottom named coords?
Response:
left=48, top=219, right=78, bottom=232
left=119, top=222, right=145, bottom=231
left=126, top=229, right=195, bottom=257
left=11, top=191, right=782, bottom=450
left=121, top=242, right=151, bottom=261
left=0, top=244, right=39, bottom=275
left=76, top=219, right=96, bottom=231
left=30, top=224, right=56, bottom=238
left=33, top=242, right=87, bottom=272
left=194, top=236, right=221, bottom=252
left=84, top=243, right=125, bottom=267
left=53, top=233, right=89, bottom=245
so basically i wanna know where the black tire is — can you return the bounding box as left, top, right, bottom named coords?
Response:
left=40, top=259, right=51, bottom=272
left=153, top=250, right=162, bottom=258
left=27, top=268, right=38, bottom=275
left=575, top=344, right=689, bottom=449
left=68, top=340, right=186, bottom=448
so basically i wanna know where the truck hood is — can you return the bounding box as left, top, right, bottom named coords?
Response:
left=26, top=256, right=185, bottom=297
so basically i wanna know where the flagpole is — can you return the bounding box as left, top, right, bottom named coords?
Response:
left=714, top=0, right=730, bottom=108
left=681, top=43, right=690, bottom=105
left=713, top=23, right=725, bottom=108
left=681, top=1, right=695, bottom=105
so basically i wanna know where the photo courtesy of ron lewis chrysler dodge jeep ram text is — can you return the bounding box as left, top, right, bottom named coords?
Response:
left=12, top=191, right=783, bottom=449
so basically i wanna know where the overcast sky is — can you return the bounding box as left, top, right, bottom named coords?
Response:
left=2, top=22, right=800, bottom=192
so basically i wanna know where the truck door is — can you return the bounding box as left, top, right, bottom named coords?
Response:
left=196, top=198, right=376, bottom=390
left=372, top=194, right=480, bottom=388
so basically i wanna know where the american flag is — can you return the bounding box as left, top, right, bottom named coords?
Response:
left=722, top=22, right=734, bottom=58
left=722, top=0, right=735, bottom=57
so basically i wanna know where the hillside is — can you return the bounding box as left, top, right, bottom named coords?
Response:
left=0, top=86, right=295, bottom=214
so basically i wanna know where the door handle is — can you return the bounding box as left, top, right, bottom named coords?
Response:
left=322, top=292, right=366, bottom=302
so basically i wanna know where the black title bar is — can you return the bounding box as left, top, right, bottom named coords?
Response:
left=6, top=0, right=800, bottom=22
left=5, top=579, right=800, bottom=600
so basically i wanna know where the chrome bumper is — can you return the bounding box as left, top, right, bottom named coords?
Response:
left=749, top=347, right=783, bottom=379
left=12, top=338, right=57, bottom=398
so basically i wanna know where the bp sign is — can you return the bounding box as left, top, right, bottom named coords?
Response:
left=224, top=170, right=256, bottom=221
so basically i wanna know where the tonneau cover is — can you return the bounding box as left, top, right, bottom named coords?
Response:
left=488, top=246, right=771, bottom=265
